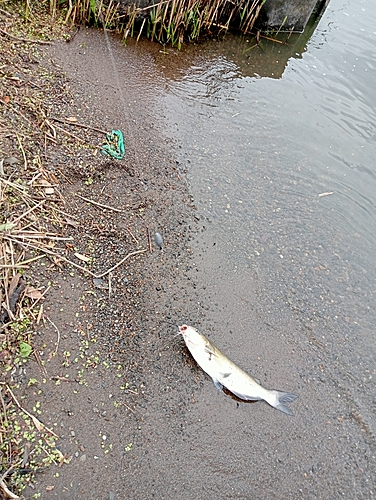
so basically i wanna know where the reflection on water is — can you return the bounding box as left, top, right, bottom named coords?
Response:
left=151, top=8, right=328, bottom=82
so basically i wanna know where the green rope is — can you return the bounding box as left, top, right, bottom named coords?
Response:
left=101, top=129, right=125, bottom=160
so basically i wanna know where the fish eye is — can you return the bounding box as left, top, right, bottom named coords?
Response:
left=181, top=325, right=187, bottom=331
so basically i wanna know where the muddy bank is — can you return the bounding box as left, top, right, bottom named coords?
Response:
left=1, top=24, right=198, bottom=499
left=2, top=13, right=375, bottom=500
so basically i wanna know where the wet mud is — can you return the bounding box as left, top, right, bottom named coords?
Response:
left=24, top=26, right=375, bottom=500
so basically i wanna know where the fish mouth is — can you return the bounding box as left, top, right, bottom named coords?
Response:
left=178, top=324, right=189, bottom=337
left=179, top=325, right=194, bottom=343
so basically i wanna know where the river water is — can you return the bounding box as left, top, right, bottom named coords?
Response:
left=154, top=0, right=376, bottom=497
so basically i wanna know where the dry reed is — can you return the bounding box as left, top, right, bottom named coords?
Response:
left=56, top=0, right=265, bottom=47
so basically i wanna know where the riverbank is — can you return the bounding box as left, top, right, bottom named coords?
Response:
left=1, top=6, right=198, bottom=499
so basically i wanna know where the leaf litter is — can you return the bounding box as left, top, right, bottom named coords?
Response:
left=0, top=4, right=149, bottom=497
left=1, top=2, right=193, bottom=498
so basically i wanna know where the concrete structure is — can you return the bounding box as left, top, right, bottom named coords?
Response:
left=256, top=0, right=330, bottom=32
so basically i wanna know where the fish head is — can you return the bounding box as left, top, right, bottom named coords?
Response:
left=179, top=324, right=206, bottom=350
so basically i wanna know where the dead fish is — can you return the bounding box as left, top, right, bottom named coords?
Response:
left=154, top=232, right=163, bottom=251
left=179, top=324, right=297, bottom=416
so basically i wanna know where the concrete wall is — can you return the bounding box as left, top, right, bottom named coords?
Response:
left=256, top=0, right=327, bottom=32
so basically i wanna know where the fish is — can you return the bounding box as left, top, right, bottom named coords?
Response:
left=179, top=324, right=298, bottom=416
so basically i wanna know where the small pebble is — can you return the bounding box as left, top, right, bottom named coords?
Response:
left=154, top=232, right=163, bottom=251
left=93, top=278, right=109, bottom=290
left=3, top=156, right=20, bottom=166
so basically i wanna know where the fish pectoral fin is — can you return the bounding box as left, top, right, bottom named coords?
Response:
left=212, top=377, right=223, bottom=391
left=204, top=346, right=218, bottom=361
left=204, top=346, right=216, bottom=356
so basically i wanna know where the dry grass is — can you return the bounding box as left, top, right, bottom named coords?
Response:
left=0, top=3, right=153, bottom=494
left=52, top=0, right=265, bottom=48
left=0, top=4, right=94, bottom=496
left=5, top=0, right=265, bottom=48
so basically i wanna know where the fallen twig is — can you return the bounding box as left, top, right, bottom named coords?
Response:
left=11, top=200, right=45, bottom=224
left=34, top=347, right=48, bottom=376
left=146, top=227, right=153, bottom=253
left=95, top=249, right=147, bottom=278
left=108, top=272, right=112, bottom=300
left=0, top=8, right=13, bottom=17
left=0, top=100, right=33, bottom=126
left=127, top=228, right=139, bottom=245
left=50, top=376, right=74, bottom=383
left=16, top=135, right=27, bottom=170
left=50, top=116, right=108, bottom=135
left=4, top=235, right=147, bottom=278
left=0, top=177, right=29, bottom=194
left=28, top=285, right=50, bottom=311
left=0, top=262, right=26, bottom=272
left=122, top=402, right=135, bottom=414
left=0, top=479, right=20, bottom=499
left=75, top=193, right=122, bottom=212
left=49, top=205, right=78, bottom=220
left=6, top=385, right=59, bottom=438
left=46, top=315, right=60, bottom=354
left=0, top=28, right=53, bottom=45
left=0, top=463, right=19, bottom=484
left=11, top=232, right=72, bottom=241
left=51, top=122, right=90, bottom=144
left=0, top=387, right=8, bottom=424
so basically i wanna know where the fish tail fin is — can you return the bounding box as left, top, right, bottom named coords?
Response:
left=267, top=390, right=298, bottom=416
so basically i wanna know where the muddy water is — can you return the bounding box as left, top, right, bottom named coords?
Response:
left=49, top=0, right=375, bottom=498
